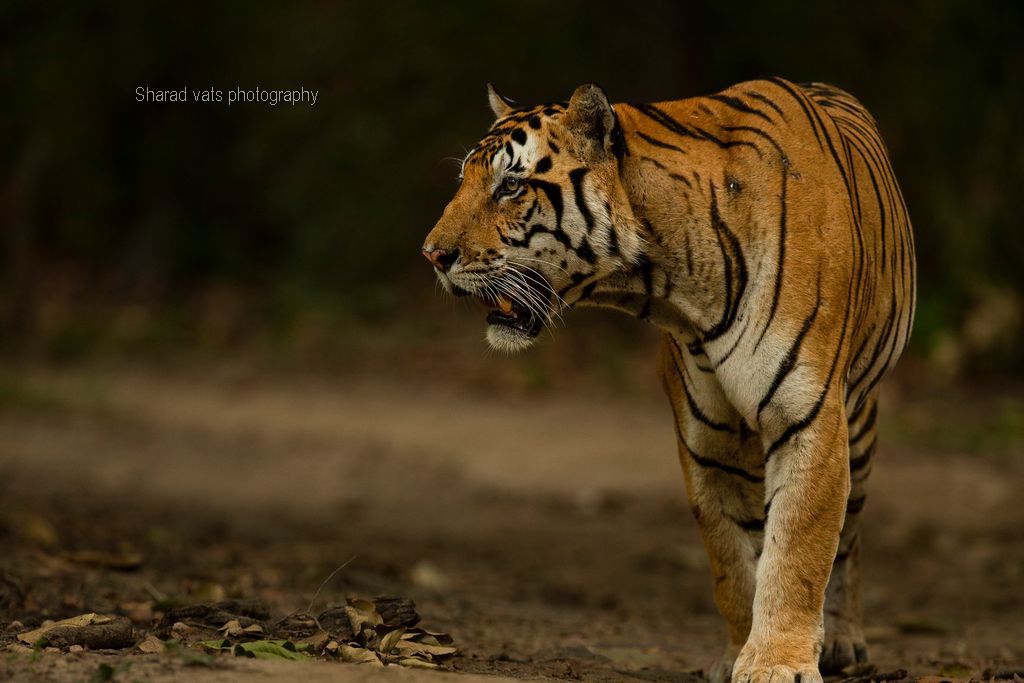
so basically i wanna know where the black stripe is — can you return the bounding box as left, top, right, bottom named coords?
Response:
left=713, top=316, right=751, bottom=368
left=848, top=299, right=897, bottom=394
left=610, top=108, right=629, bottom=159
left=669, top=172, right=692, bottom=189
left=667, top=338, right=735, bottom=433
left=663, top=347, right=762, bottom=484
left=833, top=537, right=857, bottom=563
left=709, top=124, right=789, bottom=353
left=730, top=515, right=765, bottom=532
left=632, top=104, right=760, bottom=155
left=743, top=90, right=786, bottom=120
left=845, top=380, right=874, bottom=422
left=683, top=232, right=694, bottom=275
left=688, top=447, right=764, bottom=483
left=849, top=437, right=876, bottom=472
left=702, top=186, right=748, bottom=342
left=607, top=223, right=619, bottom=257
left=766, top=280, right=853, bottom=459
left=849, top=402, right=878, bottom=444
left=755, top=164, right=788, bottom=350
left=509, top=223, right=572, bottom=251
left=640, top=156, right=668, bottom=170
left=766, top=77, right=824, bottom=150
left=707, top=93, right=775, bottom=124
left=758, top=283, right=821, bottom=415
left=636, top=131, right=688, bottom=154
left=528, top=178, right=564, bottom=228
left=574, top=236, right=596, bottom=264
left=568, top=167, right=594, bottom=230
left=845, top=494, right=867, bottom=516
left=522, top=197, right=538, bottom=223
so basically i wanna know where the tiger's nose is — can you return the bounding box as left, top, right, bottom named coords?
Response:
left=422, top=247, right=460, bottom=272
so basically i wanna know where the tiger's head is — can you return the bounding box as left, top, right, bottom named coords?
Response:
left=422, top=83, right=643, bottom=352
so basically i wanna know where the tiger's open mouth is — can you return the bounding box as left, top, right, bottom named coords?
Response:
left=451, top=274, right=551, bottom=339
left=477, top=292, right=545, bottom=337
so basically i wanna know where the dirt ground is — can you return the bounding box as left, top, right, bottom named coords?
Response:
left=0, top=361, right=1021, bottom=682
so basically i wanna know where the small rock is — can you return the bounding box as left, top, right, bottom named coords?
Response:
left=409, top=562, right=448, bottom=591
left=68, top=644, right=84, bottom=653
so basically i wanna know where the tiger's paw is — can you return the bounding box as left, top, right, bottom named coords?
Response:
left=819, top=630, right=869, bottom=674
left=731, top=664, right=823, bottom=683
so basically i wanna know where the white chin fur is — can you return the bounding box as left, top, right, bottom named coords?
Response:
left=486, top=324, right=536, bottom=353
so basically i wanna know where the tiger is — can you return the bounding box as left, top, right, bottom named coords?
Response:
left=422, top=78, right=915, bottom=683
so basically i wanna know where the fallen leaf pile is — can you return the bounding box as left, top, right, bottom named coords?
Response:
left=7, top=596, right=456, bottom=670
left=324, top=597, right=458, bottom=669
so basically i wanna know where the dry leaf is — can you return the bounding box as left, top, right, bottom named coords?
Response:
left=219, top=619, right=244, bottom=637
left=378, top=627, right=406, bottom=655
left=336, top=643, right=383, bottom=665
left=218, top=619, right=263, bottom=639
left=344, top=598, right=382, bottom=633
left=297, top=630, right=330, bottom=652
left=406, top=630, right=454, bottom=646
left=170, top=622, right=192, bottom=639
left=397, top=657, right=441, bottom=669
left=137, top=635, right=165, bottom=654
left=394, top=639, right=458, bottom=659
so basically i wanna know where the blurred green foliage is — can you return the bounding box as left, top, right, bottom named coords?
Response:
left=1, top=1, right=1021, bottom=372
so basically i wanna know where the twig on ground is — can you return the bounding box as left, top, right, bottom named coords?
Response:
left=304, top=556, right=357, bottom=616
left=142, top=581, right=166, bottom=602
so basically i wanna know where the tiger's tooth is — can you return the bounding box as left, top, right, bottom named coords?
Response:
left=498, top=296, right=513, bottom=315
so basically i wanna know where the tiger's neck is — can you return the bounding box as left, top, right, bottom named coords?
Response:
left=576, top=99, right=743, bottom=346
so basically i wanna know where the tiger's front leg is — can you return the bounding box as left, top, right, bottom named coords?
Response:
left=660, top=336, right=766, bottom=683
left=732, top=398, right=851, bottom=683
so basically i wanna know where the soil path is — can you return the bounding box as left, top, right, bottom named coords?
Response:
left=1, top=365, right=1021, bottom=681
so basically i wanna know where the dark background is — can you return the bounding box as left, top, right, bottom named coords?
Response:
left=2, top=0, right=1022, bottom=378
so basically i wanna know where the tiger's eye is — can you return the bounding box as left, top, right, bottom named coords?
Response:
left=502, top=177, right=520, bottom=193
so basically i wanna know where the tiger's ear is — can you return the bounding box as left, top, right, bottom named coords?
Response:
left=564, top=83, right=615, bottom=155
left=487, top=83, right=516, bottom=119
